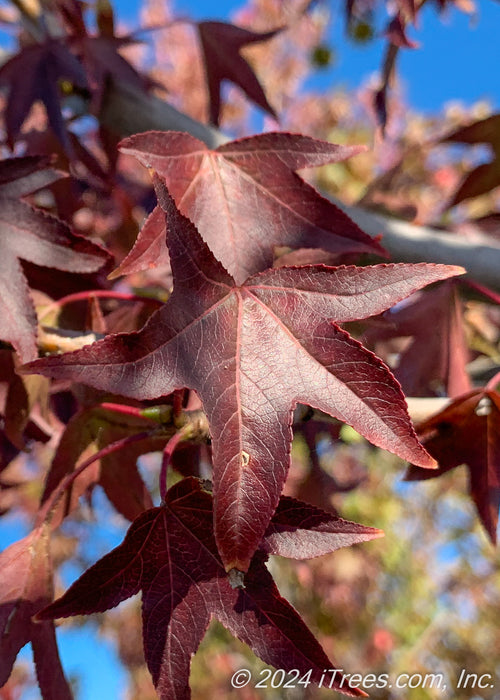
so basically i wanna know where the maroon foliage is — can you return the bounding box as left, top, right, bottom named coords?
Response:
left=0, top=156, right=110, bottom=362
left=63, top=0, right=148, bottom=113
left=0, top=526, right=72, bottom=699
left=406, top=386, right=500, bottom=543
left=0, top=2, right=495, bottom=697
left=0, top=39, right=87, bottom=152
left=42, top=405, right=162, bottom=526
left=37, top=477, right=380, bottom=699
left=197, top=21, right=279, bottom=125
left=24, top=178, right=463, bottom=572
left=443, top=113, right=500, bottom=206
left=118, top=130, right=385, bottom=283
left=365, top=280, right=471, bottom=398
left=261, top=494, right=383, bottom=558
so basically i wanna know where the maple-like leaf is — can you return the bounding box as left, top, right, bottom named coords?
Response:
left=61, top=0, right=148, bottom=113
left=24, top=179, right=464, bottom=572
left=116, top=131, right=385, bottom=283
left=442, top=113, right=500, bottom=206
left=0, top=156, right=111, bottom=362
left=37, top=477, right=382, bottom=699
left=42, top=405, right=160, bottom=526
left=0, top=525, right=72, bottom=699
left=405, top=387, right=500, bottom=543
left=0, top=39, right=87, bottom=152
left=364, top=280, right=471, bottom=398
left=197, top=21, right=279, bottom=126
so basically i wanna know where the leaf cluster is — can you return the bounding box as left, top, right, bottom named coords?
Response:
left=0, top=1, right=498, bottom=699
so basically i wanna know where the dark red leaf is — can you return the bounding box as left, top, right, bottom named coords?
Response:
left=43, top=405, right=159, bottom=526
left=96, top=0, right=115, bottom=38
left=406, top=388, right=500, bottom=543
left=0, top=526, right=72, bottom=699
left=58, top=0, right=148, bottom=114
left=56, top=0, right=87, bottom=36
left=37, top=477, right=379, bottom=699
left=261, top=495, right=383, bottom=558
left=0, top=155, right=62, bottom=196
left=118, top=131, right=385, bottom=283
left=365, top=280, right=471, bottom=398
left=373, top=43, right=398, bottom=133
left=293, top=419, right=364, bottom=511
left=0, top=39, right=87, bottom=152
left=108, top=205, right=169, bottom=280
left=72, top=35, right=147, bottom=112
left=197, top=21, right=279, bottom=126
left=442, top=113, right=500, bottom=206
left=0, top=156, right=111, bottom=362
left=24, top=180, right=463, bottom=571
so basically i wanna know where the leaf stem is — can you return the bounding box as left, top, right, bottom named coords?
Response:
left=172, top=389, right=185, bottom=420
left=99, top=402, right=153, bottom=420
left=159, top=426, right=191, bottom=502
left=35, top=431, right=153, bottom=528
left=38, top=290, right=163, bottom=322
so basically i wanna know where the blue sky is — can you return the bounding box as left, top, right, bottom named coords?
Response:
left=1, top=1, right=499, bottom=698
left=319, top=1, right=499, bottom=113
left=120, top=0, right=500, bottom=113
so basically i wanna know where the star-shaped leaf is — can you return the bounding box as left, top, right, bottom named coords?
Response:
left=364, top=280, right=471, bottom=398
left=43, top=405, right=160, bottom=527
left=406, top=387, right=500, bottom=543
left=24, top=179, right=463, bottom=572
left=37, top=477, right=382, bottom=699
left=0, top=525, right=72, bottom=699
left=116, top=130, right=385, bottom=283
left=197, top=21, right=279, bottom=126
left=0, top=156, right=111, bottom=362
left=62, top=0, right=148, bottom=113
left=0, top=39, right=87, bottom=152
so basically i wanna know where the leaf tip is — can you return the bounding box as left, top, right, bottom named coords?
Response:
left=107, top=266, right=123, bottom=280
left=412, top=452, right=438, bottom=470
left=32, top=606, right=51, bottom=623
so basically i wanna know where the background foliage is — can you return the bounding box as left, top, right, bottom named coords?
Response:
left=0, top=0, right=499, bottom=698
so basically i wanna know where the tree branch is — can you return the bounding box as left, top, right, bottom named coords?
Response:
left=99, top=79, right=500, bottom=292
left=100, top=81, right=227, bottom=149
left=331, top=201, right=500, bottom=293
